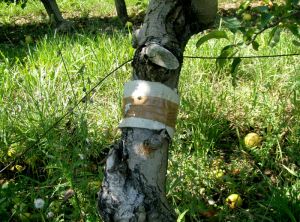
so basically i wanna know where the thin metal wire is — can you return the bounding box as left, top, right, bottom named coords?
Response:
left=183, top=53, right=300, bottom=59
left=1, top=51, right=299, bottom=173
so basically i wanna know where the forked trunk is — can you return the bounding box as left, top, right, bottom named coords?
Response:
left=98, top=0, right=217, bottom=221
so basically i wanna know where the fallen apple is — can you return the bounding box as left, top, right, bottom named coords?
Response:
left=7, top=148, right=16, bottom=157
left=213, top=169, right=224, bottom=179
left=242, top=13, right=252, bottom=21
left=244, top=132, right=262, bottom=148
left=226, top=194, right=243, bottom=209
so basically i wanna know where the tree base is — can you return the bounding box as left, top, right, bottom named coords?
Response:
left=98, top=128, right=175, bottom=222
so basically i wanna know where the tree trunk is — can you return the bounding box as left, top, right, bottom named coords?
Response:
left=40, top=0, right=64, bottom=25
left=98, top=0, right=217, bottom=221
left=40, top=0, right=73, bottom=31
left=114, top=0, right=128, bottom=24
left=41, top=0, right=128, bottom=29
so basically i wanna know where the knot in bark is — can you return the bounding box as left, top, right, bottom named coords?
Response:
left=143, top=130, right=168, bottom=150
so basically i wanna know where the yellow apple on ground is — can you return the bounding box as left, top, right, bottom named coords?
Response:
left=7, top=148, right=16, bottom=157
left=213, top=169, right=224, bottom=179
left=10, top=164, right=25, bottom=172
left=242, top=13, right=252, bottom=21
left=244, top=132, right=262, bottom=148
left=226, top=194, right=243, bottom=209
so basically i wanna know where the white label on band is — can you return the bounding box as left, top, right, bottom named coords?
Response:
left=123, top=80, right=179, bottom=103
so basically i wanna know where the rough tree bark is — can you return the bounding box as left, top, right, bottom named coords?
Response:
left=98, top=0, right=217, bottom=221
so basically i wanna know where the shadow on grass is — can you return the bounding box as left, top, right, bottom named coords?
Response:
left=172, top=97, right=300, bottom=221
left=0, top=112, right=114, bottom=221
left=0, top=13, right=143, bottom=62
left=1, top=15, right=127, bottom=42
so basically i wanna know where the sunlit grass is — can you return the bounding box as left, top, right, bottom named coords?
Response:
left=170, top=32, right=299, bottom=220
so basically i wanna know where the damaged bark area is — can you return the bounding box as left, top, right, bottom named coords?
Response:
left=98, top=0, right=217, bottom=221
left=99, top=129, right=171, bottom=221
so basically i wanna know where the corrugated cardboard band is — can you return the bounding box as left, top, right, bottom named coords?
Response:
left=119, top=80, right=179, bottom=138
left=123, top=96, right=178, bottom=128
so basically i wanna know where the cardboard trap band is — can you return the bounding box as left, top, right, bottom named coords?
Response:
left=119, top=80, right=179, bottom=138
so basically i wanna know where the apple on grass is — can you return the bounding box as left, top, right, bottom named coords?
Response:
left=226, top=194, right=243, bottom=209
left=242, top=13, right=252, bottom=21
left=244, top=132, right=262, bottom=148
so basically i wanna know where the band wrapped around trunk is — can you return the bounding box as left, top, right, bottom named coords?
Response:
left=119, top=80, right=180, bottom=138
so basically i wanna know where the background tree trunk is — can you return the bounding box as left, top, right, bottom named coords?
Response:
left=40, top=0, right=129, bottom=28
left=40, top=0, right=64, bottom=25
left=114, top=0, right=128, bottom=24
left=40, top=0, right=74, bottom=31
left=98, top=0, right=217, bottom=221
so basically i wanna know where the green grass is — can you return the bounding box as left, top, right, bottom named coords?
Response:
left=0, top=0, right=300, bottom=221
left=171, top=32, right=300, bottom=221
